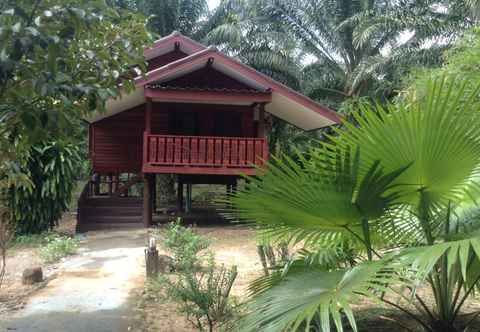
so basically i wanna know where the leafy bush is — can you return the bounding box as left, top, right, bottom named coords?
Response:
left=159, top=257, right=238, bottom=332
left=157, top=218, right=210, bottom=270
left=9, top=232, right=55, bottom=248
left=39, top=235, right=78, bottom=263
left=154, top=220, right=238, bottom=331
left=8, top=141, right=83, bottom=235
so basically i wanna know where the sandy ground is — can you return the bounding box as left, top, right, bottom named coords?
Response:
left=0, top=213, right=263, bottom=332
left=0, top=213, right=79, bottom=315
left=8, top=213, right=480, bottom=331
left=1, top=229, right=148, bottom=332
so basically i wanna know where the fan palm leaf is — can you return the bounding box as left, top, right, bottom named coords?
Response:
left=239, top=261, right=397, bottom=332
left=231, top=76, right=480, bottom=331
left=231, top=145, right=409, bottom=256
left=328, top=77, right=480, bottom=213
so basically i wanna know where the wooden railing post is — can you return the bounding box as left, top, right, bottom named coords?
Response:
left=257, top=103, right=266, bottom=138
left=143, top=131, right=149, bottom=166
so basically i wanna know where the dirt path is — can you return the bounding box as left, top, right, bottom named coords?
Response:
left=1, top=230, right=147, bottom=332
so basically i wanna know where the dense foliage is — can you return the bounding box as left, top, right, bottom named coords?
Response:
left=259, top=0, right=476, bottom=112
left=9, top=141, right=82, bottom=234
left=403, top=27, right=480, bottom=101
left=231, top=76, right=480, bottom=332
left=0, top=0, right=150, bottom=233
left=0, top=0, right=149, bottom=141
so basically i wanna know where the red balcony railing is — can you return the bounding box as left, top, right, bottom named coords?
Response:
left=142, top=133, right=268, bottom=175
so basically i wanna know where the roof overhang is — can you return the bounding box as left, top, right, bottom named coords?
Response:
left=86, top=86, right=145, bottom=123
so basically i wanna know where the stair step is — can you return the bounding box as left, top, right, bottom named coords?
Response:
left=77, top=195, right=145, bottom=232
left=82, top=215, right=142, bottom=223
left=77, top=222, right=143, bottom=232
left=80, top=207, right=142, bottom=216
left=82, top=199, right=142, bottom=207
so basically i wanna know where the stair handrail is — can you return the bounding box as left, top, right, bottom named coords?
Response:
left=78, top=180, right=93, bottom=205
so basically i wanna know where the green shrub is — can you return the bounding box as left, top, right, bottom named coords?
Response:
left=154, top=220, right=239, bottom=331
left=9, top=232, right=55, bottom=248
left=159, top=256, right=238, bottom=332
left=157, top=218, right=210, bottom=270
left=39, top=235, right=78, bottom=263
left=8, top=141, right=83, bottom=235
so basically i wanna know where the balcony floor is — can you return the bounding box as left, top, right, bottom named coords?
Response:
left=142, top=164, right=258, bottom=175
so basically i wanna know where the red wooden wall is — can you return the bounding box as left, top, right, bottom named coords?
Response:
left=160, top=66, right=254, bottom=90
left=90, top=103, right=255, bottom=174
left=147, top=49, right=188, bottom=71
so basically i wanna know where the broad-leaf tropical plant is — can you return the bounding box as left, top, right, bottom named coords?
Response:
left=231, top=76, right=480, bottom=332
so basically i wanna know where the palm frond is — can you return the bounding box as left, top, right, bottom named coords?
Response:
left=229, top=146, right=408, bottom=250
left=239, top=261, right=394, bottom=332
left=329, top=76, right=480, bottom=212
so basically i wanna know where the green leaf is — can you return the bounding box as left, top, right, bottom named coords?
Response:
left=239, top=261, right=392, bottom=332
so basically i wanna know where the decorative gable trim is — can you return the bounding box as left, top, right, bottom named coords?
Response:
left=144, top=31, right=207, bottom=61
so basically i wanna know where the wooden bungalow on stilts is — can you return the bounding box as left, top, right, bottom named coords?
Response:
left=76, top=32, right=340, bottom=232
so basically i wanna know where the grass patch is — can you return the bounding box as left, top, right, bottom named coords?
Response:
left=8, top=232, right=57, bottom=249
left=39, top=235, right=78, bottom=263
left=8, top=232, right=79, bottom=263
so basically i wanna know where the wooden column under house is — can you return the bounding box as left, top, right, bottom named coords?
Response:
left=76, top=32, right=340, bottom=232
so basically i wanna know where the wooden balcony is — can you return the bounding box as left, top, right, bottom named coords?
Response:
left=142, top=133, right=269, bottom=175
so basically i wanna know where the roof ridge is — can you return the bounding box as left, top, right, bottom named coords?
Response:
left=145, top=32, right=207, bottom=60
left=138, top=48, right=215, bottom=84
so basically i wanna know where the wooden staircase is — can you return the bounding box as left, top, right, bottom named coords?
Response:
left=77, top=181, right=144, bottom=232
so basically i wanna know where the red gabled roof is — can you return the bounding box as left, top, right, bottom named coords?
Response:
left=137, top=45, right=340, bottom=126
left=89, top=32, right=341, bottom=130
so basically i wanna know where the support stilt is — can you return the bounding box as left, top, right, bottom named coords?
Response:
left=108, top=174, right=113, bottom=196
left=177, top=181, right=184, bottom=212
left=143, top=174, right=153, bottom=228
left=152, top=174, right=157, bottom=214
left=185, top=184, right=192, bottom=213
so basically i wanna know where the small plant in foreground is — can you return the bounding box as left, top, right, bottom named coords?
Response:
left=9, top=232, right=56, bottom=249
left=39, top=235, right=78, bottom=263
left=158, top=257, right=238, bottom=332
left=154, top=221, right=239, bottom=331
left=157, top=218, right=210, bottom=270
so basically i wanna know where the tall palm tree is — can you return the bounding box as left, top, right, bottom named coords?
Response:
left=230, top=76, right=480, bottom=332
left=262, top=0, right=475, bottom=111
left=107, top=0, right=209, bottom=37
